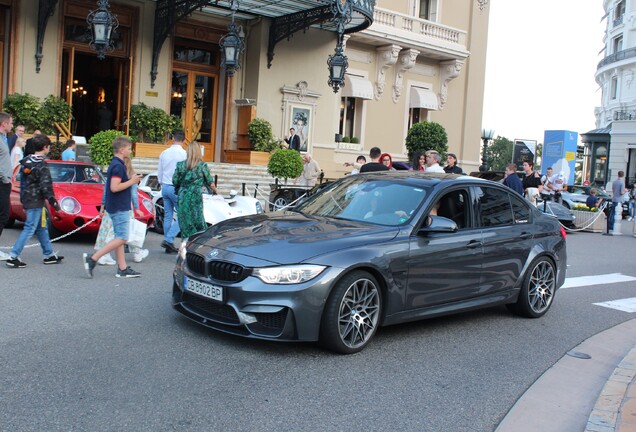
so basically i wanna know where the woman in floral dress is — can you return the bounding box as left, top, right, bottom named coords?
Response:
left=172, top=142, right=218, bottom=240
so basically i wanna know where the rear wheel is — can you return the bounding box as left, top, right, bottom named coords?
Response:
left=507, top=257, right=556, bottom=318
left=320, top=271, right=382, bottom=354
left=154, top=198, right=164, bottom=233
left=272, top=192, right=292, bottom=211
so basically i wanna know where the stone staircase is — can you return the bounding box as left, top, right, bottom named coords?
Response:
left=132, top=157, right=278, bottom=207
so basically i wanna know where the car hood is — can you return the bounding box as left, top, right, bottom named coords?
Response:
left=191, top=212, right=400, bottom=265
left=53, top=183, right=104, bottom=203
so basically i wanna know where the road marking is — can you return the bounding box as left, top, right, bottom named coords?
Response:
left=561, top=273, right=636, bottom=289
left=594, top=297, right=636, bottom=313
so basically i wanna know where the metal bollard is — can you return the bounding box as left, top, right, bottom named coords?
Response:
left=254, top=184, right=259, bottom=198
left=242, top=183, right=246, bottom=196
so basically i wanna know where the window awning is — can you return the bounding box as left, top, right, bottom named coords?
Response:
left=410, top=87, right=438, bottom=110
left=342, top=75, right=374, bottom=100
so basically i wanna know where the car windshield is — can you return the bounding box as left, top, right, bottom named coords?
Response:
left=297, top=176, right=430, bottom=226
left=49, top=163, right=105, bottom=183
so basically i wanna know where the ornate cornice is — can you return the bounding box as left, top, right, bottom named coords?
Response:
left=439, top=59, right=464, bottom=109
left=392, top=49, right=419, bottom=103
left=375, top=45, right=400, bottom=100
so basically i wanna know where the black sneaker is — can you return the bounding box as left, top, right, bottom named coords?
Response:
left=116, top=266, right=141, bottom=278
left=6, top=257, right=26, bottom=268
left=43, top=254, right=64, bottom=265
left=161, top=240, right=178, bottom=254
left=83, top=253, right=97, bottom=278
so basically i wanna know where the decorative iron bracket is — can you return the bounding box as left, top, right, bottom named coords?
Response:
left=36, top=0, right=59, bottom=73
left=151, top=0, right=222, bottom=88
left=267, top=6, right=333, bottom=69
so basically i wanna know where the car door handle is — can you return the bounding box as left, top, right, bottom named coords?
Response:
left=519, top=233, right=532, bottom=240
left=466, top=240, right=482, bottom=249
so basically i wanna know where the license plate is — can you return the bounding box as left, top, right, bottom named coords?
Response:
left=184, top=276, right=223, bottom=302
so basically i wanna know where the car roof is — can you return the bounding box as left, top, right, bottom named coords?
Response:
left=350, top=170, right=489, bottom=187
left=47, top=160, right=96, bottom=166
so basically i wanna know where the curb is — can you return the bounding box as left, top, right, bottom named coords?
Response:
left=585, top=347, right=636, bottom=432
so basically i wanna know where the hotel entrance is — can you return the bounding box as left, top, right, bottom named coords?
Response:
left=60, top=1, right=135, bottom=141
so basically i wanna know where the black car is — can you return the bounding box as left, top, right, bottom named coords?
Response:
left=268, top=182, right=330, bottom=211
left=173, top=172, right=567, bottom=353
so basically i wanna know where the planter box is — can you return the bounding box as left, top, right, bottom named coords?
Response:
left=572, top=209, right=605, bottom=233
left=134, top=142, right=214, bottom=162
left=224, top=150, right=270, bottom=166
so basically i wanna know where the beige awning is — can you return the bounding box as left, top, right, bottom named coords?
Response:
left=410, top=87, right=439, bottom=110
left=342, top=75, right=374, bottom=100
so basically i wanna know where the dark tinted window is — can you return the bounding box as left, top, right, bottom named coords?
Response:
left=510, top=193, right=530, bottom=224
left=435, top=189, right=471, bottom=229
left=478, top=187, right=514, bottom=227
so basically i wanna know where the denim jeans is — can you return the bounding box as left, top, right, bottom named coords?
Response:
left=161, top=184, right=180, bottom=243
left=11, top=207, right=53, bottom=258
left=629, top=200, right=635, bottom=219
left=607, top=202, right=619, bottom=233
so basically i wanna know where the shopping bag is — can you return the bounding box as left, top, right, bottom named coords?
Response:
left=128, top=218, right=147, bottom=249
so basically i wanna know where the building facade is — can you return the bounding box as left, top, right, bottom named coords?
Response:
left=589, top=0, right=636, bottom=187
left=1, top=0, right=490, bottom=177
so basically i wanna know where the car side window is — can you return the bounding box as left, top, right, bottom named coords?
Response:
left=477, top=187, right=514, bottom=227
left=435, top=189, right=470, bottom=229
left=510, top=193, right=530, bottom=224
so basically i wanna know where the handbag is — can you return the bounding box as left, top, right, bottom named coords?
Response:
left=127, top=218, right=147, bottom=249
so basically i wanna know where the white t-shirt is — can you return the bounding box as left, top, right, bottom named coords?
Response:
left=10, top=146, right=23, bottom=169
left=550, top=173, right=567, bottom=192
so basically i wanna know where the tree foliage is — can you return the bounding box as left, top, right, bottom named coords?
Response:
left=89, top=130, right=130, bottom=167
left=405, top=121, right=449, bottom=161
left=487, top=136, right=514, bottom=171
left=3, top=93, right=70, bottom=134
left=267, top=149, right=303, bottom=182
left=129, top=103, right=180, bottom=143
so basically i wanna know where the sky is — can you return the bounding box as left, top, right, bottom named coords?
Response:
left=482, top=0, right=606, bottom=144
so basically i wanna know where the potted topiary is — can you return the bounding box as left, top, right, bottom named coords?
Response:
left=405, top=121, right=449, bottom=162
left=267, top=149, right=303, bottom=184
left=88, top=130, right=130, bottom=170
left=226, top=117, right=280, bottom=165
left=128, top=103, right=180, bottom=158
left=3, top=93, right=71, bottom=135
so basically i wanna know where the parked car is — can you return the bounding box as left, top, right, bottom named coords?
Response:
left=268, top=182, right=330, bottom=211
left=139, top=172, right=264, bottom=234
left=172, top=172, right=567, bottom=354
left=8, top=161, right=155, bottom=237
left=561, top=185, right=611, bottom=209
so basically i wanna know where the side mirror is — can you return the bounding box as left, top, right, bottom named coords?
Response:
left=139, top=186, right=152, bottom=194
left=419, top=216, right=458, bottom=234
left=229, top=189, right=237, bottom=198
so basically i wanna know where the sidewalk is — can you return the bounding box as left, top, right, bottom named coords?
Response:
left=496, top=319, right=636, bottom=432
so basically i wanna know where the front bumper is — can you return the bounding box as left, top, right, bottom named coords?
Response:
left=172, top=254, right=340, bottom=342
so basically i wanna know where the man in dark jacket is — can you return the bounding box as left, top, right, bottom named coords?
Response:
left=503, top=163, right=524, bottom=196
left=6, top=134, right=63, bottom=268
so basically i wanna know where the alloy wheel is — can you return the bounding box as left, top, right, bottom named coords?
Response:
left=527, top=260, right=555, bottom=314
left=338, top=278, right=380, bottom=349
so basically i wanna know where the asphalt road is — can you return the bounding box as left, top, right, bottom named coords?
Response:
left=1, top=222, right=635, bottom=432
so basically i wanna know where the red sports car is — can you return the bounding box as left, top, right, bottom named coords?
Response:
left=8, top=160, right=155, bottom=237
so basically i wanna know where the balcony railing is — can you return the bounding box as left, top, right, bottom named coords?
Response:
left=371, top=7, right=466, bottom=45
left=614, top=110, right=636, bottom=120
left=598, top=47, right=636, bottom=69
left=614, top=14, right=624, bottom=27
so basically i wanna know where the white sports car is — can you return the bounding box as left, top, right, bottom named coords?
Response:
left=139, top=172, right=264, bottom=234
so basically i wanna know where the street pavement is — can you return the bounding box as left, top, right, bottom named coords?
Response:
left=498, top=218, right=636, bottom=432
left=1, top=216, right=636, bottom=431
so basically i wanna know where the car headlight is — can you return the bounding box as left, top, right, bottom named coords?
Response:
left=179, top=241, right=187, bottom=261
left=252, top=265, right=326, bottom=284
left=142, top=197, right=154, bottom=214
left=256, top=202, right=264, bottom=214
left=59, top=196, right=81, bottom=214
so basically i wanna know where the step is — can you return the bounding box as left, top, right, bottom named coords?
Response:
left=132, top=157, right=279, bottom=208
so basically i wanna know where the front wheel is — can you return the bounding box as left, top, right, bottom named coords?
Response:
left=507, top=257, right=556, bottom=318
left=272, top=193, right=292, bottom=211
left=320, top=271, right=382, bottom=354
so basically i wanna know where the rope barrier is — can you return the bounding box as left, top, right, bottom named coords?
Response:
left=0, top=214, right=101, bottom=250
left=539, top=200, right=608, bottom=232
